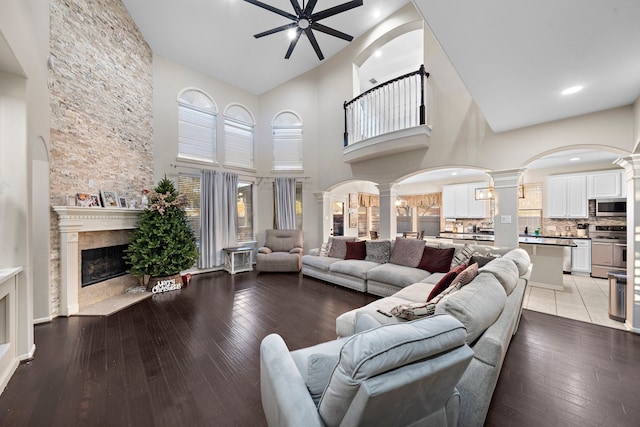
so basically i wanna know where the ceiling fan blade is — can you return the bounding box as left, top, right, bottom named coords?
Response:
left=302, top=0, right=318, bottom=16
left=312, top=0, right=363, bottom=22
left=254, top=22, right=297, bottom=38
left=304, top=28, right=324, bottom=61
left=285, top=29, right=302, bottom=59
left=244, top=0, right=297, bottom=20
left=311, top=22, right=353, bottom=42
left=289, top=0, right=303, bottom=15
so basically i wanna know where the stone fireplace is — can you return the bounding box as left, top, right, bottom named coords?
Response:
left=53, top=207, right=142, bottom=315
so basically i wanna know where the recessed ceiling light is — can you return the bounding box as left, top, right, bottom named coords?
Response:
left=451, top=172, right=458, bottom=176
left=562, top=85, right=583, bottom=95
left=287, top=28, right=297, bottom=40
left=374, top=49, right=382, bottom=58
left=569, top=157, right=581, bottom=162
left=372, top=9, right=381, bottom=18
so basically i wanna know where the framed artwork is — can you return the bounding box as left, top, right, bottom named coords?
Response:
left=118, top=197, right=128, bottom=208
left=349, top=193, right=358, bottom=209
left=100, top=190, right=119, bottom=207
left=89, top=194, right=101, bottom=207
left=349, top=212, right=358, bottom=228
left=76, top=193, right=92, bottom=207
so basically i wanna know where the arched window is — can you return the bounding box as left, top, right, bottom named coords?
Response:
left=272, top=111, right=303, bottom=171
left=224, top=104, right=255, bottom=169
left=177, top=88, right=217, bottom=163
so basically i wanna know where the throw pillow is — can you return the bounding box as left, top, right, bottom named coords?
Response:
left=327, top=236, right=356, bottom=259
left=450, top=243, right=474, bottom=269
left=450, top=262, right=479, bottom=288
left=319, top=242, right=331, bottom=257
left=307, top=353, right=339, bottom=406
left=390, top=302, right=436, bottom=320
left=417, top=246, right=455, bottom=273
left=427, top=263, right=466, bottom=302
left=364, top=240, right=391, bottom=263
left=344, top=241, right=366, bottom=260
left=469, top=254, right=498, bottom=267
left=388, top=238, right=425, bottom=268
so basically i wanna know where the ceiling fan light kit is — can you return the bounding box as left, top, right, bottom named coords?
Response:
left=244, top=0, right=364, bottom=60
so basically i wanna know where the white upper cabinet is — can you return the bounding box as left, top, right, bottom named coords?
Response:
left=587, top=169, right=626, bottom=199
left=442, top=181, right=489, bottom=219
left=546, top=174, right=587, bottom=218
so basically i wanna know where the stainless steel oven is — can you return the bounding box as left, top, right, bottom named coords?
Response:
left=595, top=199, right=626, bottom=217
left=590, top=225, right=626, bottom=278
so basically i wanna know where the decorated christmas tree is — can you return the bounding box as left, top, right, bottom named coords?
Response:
left=126, top=177, right=198, bottom=281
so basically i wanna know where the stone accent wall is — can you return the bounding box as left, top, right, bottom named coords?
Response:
left=49, top=0, right=154, bottom=316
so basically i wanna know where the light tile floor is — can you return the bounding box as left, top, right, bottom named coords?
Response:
left=524, top=274, right=627, bottom=330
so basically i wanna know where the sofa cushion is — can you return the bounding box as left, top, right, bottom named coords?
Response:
left=479, top=258, right=520, bottom=295
left=265, top=229, right=303, bottom=252
left=392, top=282, right=436, bottom=303
left=307, top=353, right=339, bottom=406
left=327, top=236, right=357, bottom=259
left=344, top=241, right=366, bottom=260
left=450, top=243, right=474, bottom=269
left=388, top=238, right=425, bottom=267
left=501, top=248, right=531, bottom=276
left=435, top=272, right=507, bottom=343
left=329, top=260, right=381, bottom=280
left=469, top=254, right=498, bottom=267
left=427, top=263, right=466, bottom=302
left=367, top=263, right=430, bottom=288
left=302, top=254, right=342, bottom=271
left=318, top=315, right=467, bottom=426
left=364, top=240, right=391, bottom=263
left=417, top=246, right=455, bottom=273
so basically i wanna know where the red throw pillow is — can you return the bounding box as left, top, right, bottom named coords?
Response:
left=417, top=246, right=455, bottom=273
left=427, top=263, right=467, bottom=302
left=344, top=241, right=366, bottom=260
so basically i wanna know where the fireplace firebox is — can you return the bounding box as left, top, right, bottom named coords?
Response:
left=81, top=244, right=128, bottom=287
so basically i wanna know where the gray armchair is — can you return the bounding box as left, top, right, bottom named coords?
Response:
left=256, top=229, right=304, bottom=272
left=260, top=314, right=473, bottom=427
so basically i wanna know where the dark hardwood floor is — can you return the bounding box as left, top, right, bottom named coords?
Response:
left=1, top=271, right=639, bottom=426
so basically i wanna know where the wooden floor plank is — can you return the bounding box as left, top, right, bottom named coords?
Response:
left=1, top=271, right=639, bottom=426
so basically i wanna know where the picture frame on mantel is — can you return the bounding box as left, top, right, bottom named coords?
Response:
left=100, top=190, right=119, bottom=207
left=89, top=194, right=101, bottom=207
left=118, top=197, right=128, bottom=209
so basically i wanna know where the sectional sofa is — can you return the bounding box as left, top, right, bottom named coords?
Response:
left=301, top=236, right=533, bottom=427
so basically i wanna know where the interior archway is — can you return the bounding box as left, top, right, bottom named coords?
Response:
left=32, top=136, right=51, bottom=323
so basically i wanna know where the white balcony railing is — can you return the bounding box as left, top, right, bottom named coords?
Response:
left=344, top=65, right=428, bottom=147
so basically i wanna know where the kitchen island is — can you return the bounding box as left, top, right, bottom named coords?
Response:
left=438, top=232, right=577, bottom=290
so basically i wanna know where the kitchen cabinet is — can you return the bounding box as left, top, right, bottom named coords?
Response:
left=442, top=181, right=489, bottom=219
left=587, top=169, right=626, bottom=198
left=571, top=239, right=591, bottom=275
left=546, top=174, right=587, bottom=218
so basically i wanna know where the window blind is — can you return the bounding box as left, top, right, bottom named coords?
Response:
left=273, top=126, right=303, bottom=170
left=178, top=104, right=217, bottom=162
left=224, top=117, right=254, bottom=169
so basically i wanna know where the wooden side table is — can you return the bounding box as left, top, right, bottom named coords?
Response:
left=222, top=246, right=254, bottom=274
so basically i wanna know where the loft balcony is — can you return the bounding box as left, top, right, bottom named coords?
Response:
left=343, top=65, right=431, bottom=164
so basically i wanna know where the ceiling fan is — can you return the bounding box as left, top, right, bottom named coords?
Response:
left=244, top=0, right=364, bottom=60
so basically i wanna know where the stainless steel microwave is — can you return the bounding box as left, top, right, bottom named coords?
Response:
left=596, top=198, right=627, bottom=217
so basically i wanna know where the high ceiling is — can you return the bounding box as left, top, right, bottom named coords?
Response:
left=122, top=0, right=640, bottom=133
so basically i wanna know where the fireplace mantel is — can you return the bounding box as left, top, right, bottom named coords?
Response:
left=53, top=206, right=142, bottom=315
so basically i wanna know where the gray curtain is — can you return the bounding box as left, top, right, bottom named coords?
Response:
left=199, top=170, right=238, bottom=268
left=275, top=177, right=297, bottom=229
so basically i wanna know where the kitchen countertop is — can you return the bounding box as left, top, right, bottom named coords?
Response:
left=438, top=232, right=578, bottom=246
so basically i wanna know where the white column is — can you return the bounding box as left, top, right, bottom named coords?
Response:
left=59, top=229, right=80, bottom=316
left=314, top=191, right=332, bottom=243
left=615, top=155, right=640, bottom=333
left=376, top=183, right=397, bottom=240
left=488, top=169, right=525, bottom=248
